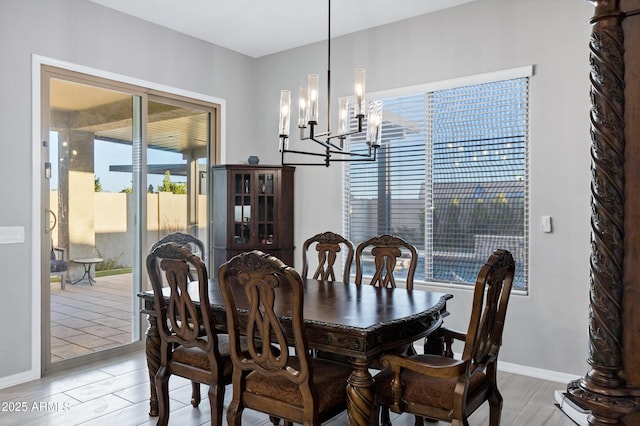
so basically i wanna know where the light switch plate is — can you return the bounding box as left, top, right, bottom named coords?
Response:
left=0, top=226, right=25, bottom=244
left=541, top=216, right=552, bottom=233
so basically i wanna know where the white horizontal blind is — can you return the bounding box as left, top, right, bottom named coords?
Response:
left=429, top=78, right=528, bottom=289
left=347, top=93, right=427, bottom=281
left=345, top=76, right=529, bottom=290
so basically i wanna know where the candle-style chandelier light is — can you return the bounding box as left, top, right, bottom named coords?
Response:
left=278, top=0, right=382, bottom=167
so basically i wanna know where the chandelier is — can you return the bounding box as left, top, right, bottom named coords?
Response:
left=278, top=0, right=382, bottom=167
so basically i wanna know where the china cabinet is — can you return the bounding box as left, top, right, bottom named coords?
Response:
left=212, top=165, right=294, bottom=273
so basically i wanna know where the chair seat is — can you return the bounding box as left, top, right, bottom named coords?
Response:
left=245, top=356, right=352, bottom=412
left=50, top=259, right=68, bottom=272
left=173, top=335, right=252, bottom=377
left=374, top=354, right=487, bottom=411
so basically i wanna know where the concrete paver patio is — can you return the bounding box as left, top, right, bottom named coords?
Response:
left=50, top=273, right=135, bottom=362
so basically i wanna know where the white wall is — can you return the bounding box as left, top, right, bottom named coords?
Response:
left=251, top=0, right=594, bottom=377
left=0, top=0, right=595, bottom=385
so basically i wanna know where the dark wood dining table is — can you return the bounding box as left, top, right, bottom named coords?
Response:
left=138, top=279, right=452, bottom=426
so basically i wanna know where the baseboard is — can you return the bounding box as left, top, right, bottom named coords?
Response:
left=0, top=369, right=39, bottom=390
left=498, top=359, right=581, bottom=384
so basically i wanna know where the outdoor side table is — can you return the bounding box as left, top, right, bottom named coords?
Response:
left=71, top=257, right=103, bottom=286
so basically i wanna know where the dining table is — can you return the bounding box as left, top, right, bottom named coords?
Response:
left=138, top=278, right=452, bottom=426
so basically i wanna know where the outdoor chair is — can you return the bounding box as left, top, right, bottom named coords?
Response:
left=50, top=246, right=68, bottom=290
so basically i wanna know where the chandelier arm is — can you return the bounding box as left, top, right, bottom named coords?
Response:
left=305, top=131, right=331, bottom=139
left=324, top=117, right=365, bottom=144
left=282, top=146, right=376, bottom=158
left=282, top=153, right=377, bottom=167
left=326, top=140, right=345, bottom=151
left=282, top=161, right=331, bottom=167
left=281, top=146, right=330, bottom=167
left=282, top=158, right=377, bottom=167
left=309, top=135, right=332, bottom=148
left=322, top=156, right=378, bottom=163
left=281, top=145, right=377, bottom=158
left=328, top=147, right=377, bottom=158
left=281, top=148, right=328, bottom=157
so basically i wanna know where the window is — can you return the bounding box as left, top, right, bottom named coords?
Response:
left=344, top=68, right=530, bottom=291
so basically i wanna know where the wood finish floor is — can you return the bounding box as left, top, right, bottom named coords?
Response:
left=0, top=351, right=577, bottom=425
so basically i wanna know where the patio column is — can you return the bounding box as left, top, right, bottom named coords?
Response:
left=67, top=130, right=98, bottom=274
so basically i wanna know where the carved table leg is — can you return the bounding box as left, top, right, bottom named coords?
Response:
left=347, top=358, right=375, bottom=426
left=145, top=313, right=160, bottom=417
left=424, top=333, right=446, bottom=356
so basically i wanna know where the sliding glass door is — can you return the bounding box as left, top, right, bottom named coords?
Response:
left=146, top=97, right=210, bottom=250
left=42, top=66, right=218, bottom=372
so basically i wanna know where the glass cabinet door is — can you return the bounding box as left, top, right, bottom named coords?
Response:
left=257, top=172, right=275, bottom=246
left=233, top=172, right=252, bottom=245
left=212, top=164, right=293, bottom=273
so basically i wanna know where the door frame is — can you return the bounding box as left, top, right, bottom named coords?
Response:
left=32, top=54, right=225, bottom=377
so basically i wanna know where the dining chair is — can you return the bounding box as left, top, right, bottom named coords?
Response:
left=355, top=234, right=418, bottom=290
left=146, top=242, right=232, bottom=426
left=352, top=234, right=420, bottom=367
left=372, top=249, right=515, bottom=426
left=151, top=231, right=205, bottom=264
left=218, top=250, right=353, bottom=426
left=150, top=231, right=207, bottom=406
left=301, top=231, right=354, bottom=283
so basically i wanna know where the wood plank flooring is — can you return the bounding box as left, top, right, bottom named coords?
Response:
left=0, top=351, right=577, bottom=425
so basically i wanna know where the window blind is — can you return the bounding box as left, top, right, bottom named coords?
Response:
left=346, top=93, right=427, bottom=282
left=345, top=76, right=529, bottom=290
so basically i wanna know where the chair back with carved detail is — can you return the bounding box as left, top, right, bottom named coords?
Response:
left=355, top=234, right=418, bottom=290
left=147, top=242, right=230, bottom=426
left=151, top=232, right=205, bottom=282
left=302, top=231, right=354, bottom=283
left=373, top=249, right=515, bottom=426
left=218, top=250, right=352, bottom=425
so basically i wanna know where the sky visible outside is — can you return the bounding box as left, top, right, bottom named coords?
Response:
left=49, top=132, right=187, bottom=193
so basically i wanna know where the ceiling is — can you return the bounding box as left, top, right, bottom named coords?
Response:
left=50, top=79, right=209, bottom=158
left=87, top=0, right=475, bottom=58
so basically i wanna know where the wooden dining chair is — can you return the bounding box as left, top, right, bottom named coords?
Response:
left=355, top=234, right=418, bottom=290
left=373, top=249, right=515, bottom=426
left=151, top=231, right=205, bottom=265
left=146, top=242, right=232, bottom=426
left=218, top=250, right=353, bottom=426
left=302, top=231, right=354, bottom=283
left=352, top=234, right=420, bottom=367
left=150, top=231, right=207, bottom=406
